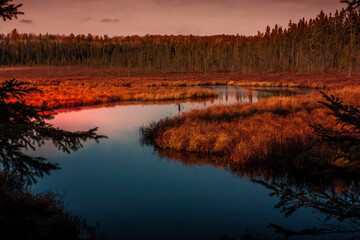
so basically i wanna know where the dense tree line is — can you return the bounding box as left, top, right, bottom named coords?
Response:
left=0, top=9, right=359, bottom=73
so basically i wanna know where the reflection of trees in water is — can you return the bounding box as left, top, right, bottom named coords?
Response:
left=0, top=79, right=105, bottom=184
left=154, top=146, right=360, bottom=191
left=152, top=147, right=360, bottom=239
left=0, top=80, right=106, bottom=239
left=148, top=86, right=360, bottom=239
left=155, top=147, right=229, bottom=169
left=257, top=180, right=360, bottom=238
left=0, top=4, right=107, bottom=239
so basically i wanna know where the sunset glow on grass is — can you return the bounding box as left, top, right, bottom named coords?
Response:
left=1, top=67, right=359, bottom=109
left=141, top=86, right=360, bottom=168
left=2, top=0, right=360, bottom=239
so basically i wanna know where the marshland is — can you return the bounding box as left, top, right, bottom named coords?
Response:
left=2, top=0, right=360, bottom=240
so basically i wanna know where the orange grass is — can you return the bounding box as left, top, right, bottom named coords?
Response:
left=1, top=67, right=360, bottom=109
left=141, top=87, right=360, bottom=166
left=2, top=66, right=360, bottom=167
left=0, top=67, right=224, bottom=109
left=25, top=85, right=218, bottom=109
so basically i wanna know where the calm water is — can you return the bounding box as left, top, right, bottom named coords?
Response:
left=32, top=87, right=357, bottom=240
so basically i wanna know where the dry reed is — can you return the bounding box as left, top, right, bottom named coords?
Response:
left=141, top=87, right=360, bottom=165
left=1, top=67, right=360, bottom=109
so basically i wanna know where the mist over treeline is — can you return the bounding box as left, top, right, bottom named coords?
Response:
left=0, top=9, right=359, bottom=73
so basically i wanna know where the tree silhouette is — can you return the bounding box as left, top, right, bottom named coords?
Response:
left=0, top=2, right=106, bottom=184
left=256, top=179, right=360, bottom=238
left=0, top=79, right=106, bottom=184
left=341, top=0, right=360, bottom=10
left=0, top=0, right=23, bottom=21
left=311, top=91, right=360, bottom=161
left=0, top=3, right=107, bottom=239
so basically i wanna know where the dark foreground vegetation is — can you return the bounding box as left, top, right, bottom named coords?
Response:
left=0, top=1, right=107, bottom=239
left=1, top=9, right=360, bottom=74
left=0, top=78, right=106, bottom=239
left=2, top=0, right=360, bottom=239
left=0, top=172, right=105, bottom=240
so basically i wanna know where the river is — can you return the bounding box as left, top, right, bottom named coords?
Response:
left=32, top=86, right=356, bottom=240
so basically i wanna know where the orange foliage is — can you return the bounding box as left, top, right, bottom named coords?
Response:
left=0, top=67, right=223, bottom=109
left=141, top=87, right=360, bottom=165
left=1, top=67, right=360, bottom=109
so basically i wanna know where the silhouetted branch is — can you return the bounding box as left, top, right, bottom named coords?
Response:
left=341, top=0, right=360, bottom=11
left=255, top=179, right=360, bottom=238
left=310, top=91, right=360, bottom=155
left=0, top=0, right=23, bottom=21
left=0, top=79, right=107, bottom=184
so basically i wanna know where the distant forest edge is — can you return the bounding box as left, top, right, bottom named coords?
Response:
left=0, top=9, right=359, bottom=74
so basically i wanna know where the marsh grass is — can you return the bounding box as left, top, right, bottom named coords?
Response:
left=140, top=87, right=360, bottom=167
left=24, top=85, right=219, bottom=109
left=1, top=67, right=360, bottom=109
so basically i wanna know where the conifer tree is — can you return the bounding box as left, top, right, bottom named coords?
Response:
left=0, top=79, right=106, bottom=184
left=341, top=0, right=360, bottom=10
left=0, top=0, right=23, bottom=21
left=0, top=2, right=106, bottom=183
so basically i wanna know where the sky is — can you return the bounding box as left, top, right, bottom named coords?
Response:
left=0, top=0, right=345, bottom=36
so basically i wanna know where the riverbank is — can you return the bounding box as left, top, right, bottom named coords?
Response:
left=1, top=67, right=360, bottom=109
left=140, top=86, right=360, bottom=169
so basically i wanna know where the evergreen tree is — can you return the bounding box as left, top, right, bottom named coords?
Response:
left=0, top=79, right=106, bottom=184
left=0, top=9, right=359, bottom=73
left=0, top=4, right=106, bottom=183
left=310, top=0, right=360, bottom=162
left=341, top=0, right=360, bottom=10
left=0, top=0, right=23, bottom=21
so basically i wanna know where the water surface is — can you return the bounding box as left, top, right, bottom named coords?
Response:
left=32, top=87, right=356, bottom=240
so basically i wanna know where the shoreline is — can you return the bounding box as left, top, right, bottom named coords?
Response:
left=1, top=66, right=359, bottom=110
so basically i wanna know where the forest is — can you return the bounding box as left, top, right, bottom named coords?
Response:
left=0, top=9, right=359, bottom=74
left=2, top=0, right=360, bottom=238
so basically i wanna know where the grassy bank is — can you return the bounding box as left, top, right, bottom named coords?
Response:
left=24, top=85, right=219, bottom=109
left=140, top=86, right=360, bottom=168
left=1, top=67, right=360, bottom=109
left=0, top=67, right=222, bottom=109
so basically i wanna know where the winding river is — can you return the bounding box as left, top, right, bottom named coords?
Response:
left=32, top=86, right=356, bottom=240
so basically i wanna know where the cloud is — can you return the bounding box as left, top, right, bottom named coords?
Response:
left=2, top=0, right=343, bottom=36
left=19, top=19, right=33, bottom=24
left=101, top=18, right=120, bottom=23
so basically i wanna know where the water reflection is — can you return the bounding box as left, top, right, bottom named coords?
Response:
left=257, top=180, right=360, bottom=239
left=56, top=86, right=274, bottom=115
left=0, top=79, right=106, bottom=240
left=34, top=87, right=317, bottom=240
left=154, top=147, right=360, bottom=239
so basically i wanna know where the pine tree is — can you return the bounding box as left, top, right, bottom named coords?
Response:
left=0, top=3, right=106, bottom=183
left=0, top=0, right=23, bottom=21
left=0, top=79, right=106, bottom=184
left=341, top=0, right=360, bottom=10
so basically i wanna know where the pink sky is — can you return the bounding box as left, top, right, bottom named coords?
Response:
left=1, top=0, right=345, bottom=36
